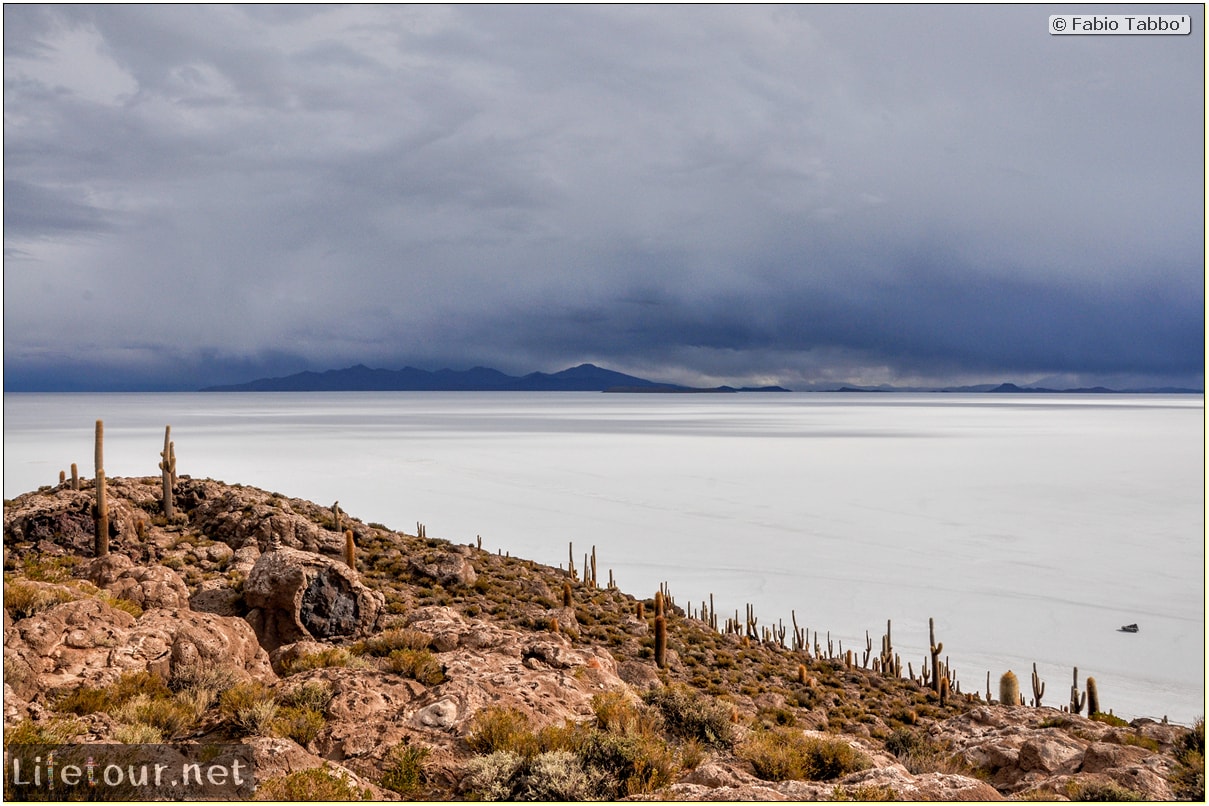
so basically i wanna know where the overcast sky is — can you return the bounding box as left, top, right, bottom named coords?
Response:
left=4, top=4, right=1204, bottom=391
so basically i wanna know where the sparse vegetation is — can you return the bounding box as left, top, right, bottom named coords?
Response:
left=2, top=475, right=1197, bottom=803
left=381, top=741, right=431, bottom=798
left=738, top=727, right=871, bottom=782
left=255, top=766, right=364, bottom=801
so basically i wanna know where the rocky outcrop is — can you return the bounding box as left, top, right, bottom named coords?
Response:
left=3, top=477, right=1196, bottom=802
left=936, top=706, right=1183, bottom=800
left=243, top=547, right=384, bottom=651
left=87, top=554, right=191, bottom=610
left=4, top=596, right=273, bottom=714
left=179, top=478, right=345, bottom=557
left=408, top=547, right=477, bottom=588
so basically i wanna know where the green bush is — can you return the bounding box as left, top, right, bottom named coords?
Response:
left=644, top=684, right=735, bottom=746
left=1089, top=711, right=1129, bottom=727
left=592, top=690, right=660, bottom=736
left=3, top=716, right=84, bottom=747
left=381, top=741, right=430, bottom=798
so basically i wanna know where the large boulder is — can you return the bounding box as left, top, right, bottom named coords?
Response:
left=243, top=547, right=384, bottom=651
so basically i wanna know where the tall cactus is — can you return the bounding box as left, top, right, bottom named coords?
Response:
left=929, top=618, right=944, bottom=704
left=654, top=615, right=667, bottom=669
left=344, top=529, right=356, bottom=569
left=1031, top=662, right=1046, bottom=707
left=1086, top=676, right=1100, bottom=715
left=71, top=463, right=79, bottom=490
left=999, top=670, right=1019, bottom=707
left=160, top=426, right=175, bottom=520
left=94, top=420, right=108, bottom=557
left=1069, top=667, right=1086, bottom=715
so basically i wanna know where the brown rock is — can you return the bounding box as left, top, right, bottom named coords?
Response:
left=1081, top=741, right=1150, bottom=773
left=94, top=560, right=188, bottom=611
left=243, top=547, right=384, bottom=651
left=3, top=597, right=272, bottom=701
left=408, top=552, right=477, bottom=588
left=1017, top=732, right=1085, bottom=774
left=618, top=660, right=663, bottom=690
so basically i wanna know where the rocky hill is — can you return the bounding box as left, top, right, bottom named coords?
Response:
left=3, top=474, right=1203, bottom=801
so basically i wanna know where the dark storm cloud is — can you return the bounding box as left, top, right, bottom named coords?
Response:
left=3, top=4, right=1203, bottom=391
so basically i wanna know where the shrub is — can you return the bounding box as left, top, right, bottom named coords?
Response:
left=519, top=750, right=596, bottom=801
left=171, top=660, right=240, bottom=694
left=280, top=647, right=368, bottom=676
left=113, top=722, right=164, bottom=744
left=1090, top=711, right=1129, bottom=727
left=53, top=684, right=111, bottom=716
left=110, top=670, right=171, bottom=703
left=384, top=649, right=445, bottom=686
left=644, top=684, right=735, bottom=747
left=5, top=581, right=78, bottom=619
left=381, top=741, right=430, bottom=798
left=255, top=766, right=363, bottom=801
left=118, top=695, right=197, bottom=738
left=1063, top=778, right=1145, bottom=801
left=273, top=706, right=326, bottom=746
left=1171, top=718, right=1205, bottom=800
left=220, top=681, right=279, bottom=736
left=592, top=690, right=660, bottom=736
left=738, top=728, right=870, bottom=782
left=577, top=729, right=678, bottom=798
left=354, top=628, right=432, bottom=656
left=3, top=716, right=84, bottom=747
left=462, top=751, right=525, bottom=801
left=466, top=707, right=538, bottom=757
left=884, top=727, right=943, bottom=773
left=283, top=680, right=334, bottom=714
left=21, top=555, right=82, bottom=583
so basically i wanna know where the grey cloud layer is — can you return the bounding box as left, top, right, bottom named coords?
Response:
left=4, top=5, right=1203, bottom=390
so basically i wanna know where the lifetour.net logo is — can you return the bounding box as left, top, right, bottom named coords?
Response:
left=4, top=744, right=256, bottom=800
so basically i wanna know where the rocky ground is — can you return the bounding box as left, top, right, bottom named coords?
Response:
left=3, top=474, right=1204, bottom=801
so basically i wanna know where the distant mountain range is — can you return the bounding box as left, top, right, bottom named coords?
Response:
left=200, top=364, right=1201, bottom=394
left=830, top=382, right=1202, bottom=394
left=200, top=363, right=792, bottom=393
